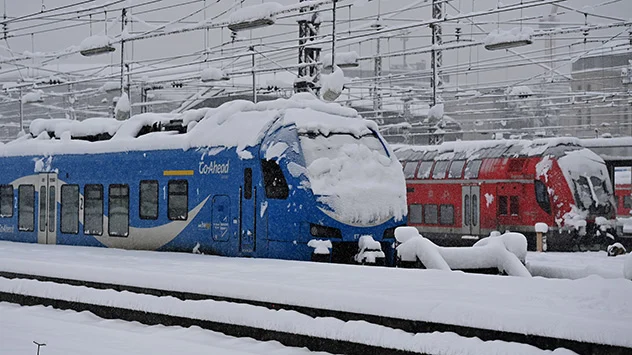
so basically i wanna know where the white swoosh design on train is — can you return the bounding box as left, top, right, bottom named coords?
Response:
left=95, top=196, right=210, bottom=250
left=12, top=174, right=211, bottom=250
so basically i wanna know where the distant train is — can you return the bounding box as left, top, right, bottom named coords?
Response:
left=394, top=139, right=618, bottom=251
left=0, top=94, right=407, bottom=266
left=614, top=168, right=632, bottom=217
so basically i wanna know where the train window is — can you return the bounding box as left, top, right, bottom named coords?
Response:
left=424, top=204, right=438, bottom=224
left=464, top=195, right=470, bottom=226
left=510, top=196, right=519, bottom=216
left=440, top=204, right=454, bottom=225
left=49, top=186, right=55, bottom=233
left=432, top=161, right=449, bottom=179
left=464, top=160, right=482, bottom=179
left=244, top=168, right=253, bottom=200
left=84, top=185, right=103, bottom=236
left=472, top=195, right=478, bottom=226
left=61, top=185, right=79, bottom=234
left=534, top=180, right=551, bottom=214
left=168, top=180, right=188, bottom=221
left=261, top=159, right=289, bottom=199
left=403, top=161, right=419, bottom=179
left=18, top=185, right=34, bottom=232
left=498, top=196, right=508, bottom=216
left=109, top=184, right=129, bottom=237
left=409, top=204, right=422, bottom=224
left=0, top=185, right=13, bottom=218
left=139, top=180, right=159, bottom=220
left=625, top=196, right=632, bottom=209
left=416, top=161, right=434, bottom=179
left=39, top=186, right=46, bottom=232
left=448, top=160, right=465, bottom=179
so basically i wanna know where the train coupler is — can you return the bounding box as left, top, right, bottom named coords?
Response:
left=308, top=239, right=332, bottom=263
left=354, top=235, right=385, bottom=265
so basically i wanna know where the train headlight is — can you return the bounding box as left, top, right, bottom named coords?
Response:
left=310, top=224, right=342, bottom=239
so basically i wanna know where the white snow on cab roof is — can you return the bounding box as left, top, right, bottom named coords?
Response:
left=393, top=138, right=582, bottom=161
left=1, top=94, right=365, bottom=158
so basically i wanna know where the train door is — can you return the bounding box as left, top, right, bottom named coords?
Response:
left=37, top=173, right=58, bottom=245
left=461, top=185, right=480, bottom=236
left=239, top=166, right=256, bottom=253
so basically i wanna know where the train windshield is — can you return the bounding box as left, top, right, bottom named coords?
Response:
left=573, top=176, right=611, bottom=210
left=299, top=132, right=388, bottom=166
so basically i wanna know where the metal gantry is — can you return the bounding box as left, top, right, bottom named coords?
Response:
left=294, top=0, right=321, bottom=94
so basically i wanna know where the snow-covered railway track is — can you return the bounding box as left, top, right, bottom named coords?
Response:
left=0, top=272, right=627, bottom=355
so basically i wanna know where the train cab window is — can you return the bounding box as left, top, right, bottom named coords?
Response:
left=424, top=204, right=438, bottom=224
left=409, top=204, right=422, bottom=224
left=624, top=195, right=632, bottom=209
left=498, top=196, right=508, bottom=215
left=61, top=185, right=79, bottom=234
left=18, top=185, right=35, bottom=232
left=84, top=185, right=103, bottom=236
left=403, top=161, right=419, bottom=179
left=244, top=168, right=253, bottom=200
left=416, top=161, right=434, bottom=179
left=261, top=159, right=289, bottom=199
left=109, top=184, right=129, bottom=237
left=534, top=180, right=551, bottom=214
left=140, top=180, right=159, bottom=220
left=464, top=160, right=482, bottom=179
left=510, top=196, right=520, bottom=216
left=168, top=180, right=188, bottom=220
left=0, top=185, right=13, bottom=218
left=440, top=204, right=454, bottom=225
left=432, top=161, right=449, bottom=179
left=448, top=160, right=465, bottom=179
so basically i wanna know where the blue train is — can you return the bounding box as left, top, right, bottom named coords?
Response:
left=0, top=94, right=407, bottom=265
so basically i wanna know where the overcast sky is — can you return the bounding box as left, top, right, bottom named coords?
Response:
left=1, top=0, right=630, bottom=89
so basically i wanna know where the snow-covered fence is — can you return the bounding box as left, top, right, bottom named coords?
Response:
left=395, top=227, right=531, bottom=277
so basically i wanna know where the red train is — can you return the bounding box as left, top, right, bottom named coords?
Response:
left=393, top=138, right=618, bottom=251
left=615, top=168, right=632, bottom=218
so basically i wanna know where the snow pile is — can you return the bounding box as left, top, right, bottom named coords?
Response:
left=535, top=223, right=548, bottom=233
left=79, top=35, right=113, bottom=52
left=395, top=228, right=530, bottom=276
left=527, top=251, right=629, bottom=279
left=607, top=242, right=627, bottom=257
left=307, top=239, right=332, bottom=255
left=322, top=51, right=359, bottom=68
left=115, top=92, right=131, bottom=113
left=427, top=103, right=444, bottom=120
left=200, top=67, right=227, bottom=82
left=30, top=117, right=121, bottom=138
left=299, top=117, right=407, bottom=225
left=562, top=205, right=588, bottom=232
left=625, top=253, right=632, bottom=280
left=484, top=27, right=534, bottom=46
left=320, top=65, right=345, bottom=102
left=228, top=2, right=282, bottom=25
left=535, top=156, right=553, bottom=182
left=22, top=90, right=43, bottom=104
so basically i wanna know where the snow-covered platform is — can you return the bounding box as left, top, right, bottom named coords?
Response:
left=0, top=241, right=630, bottom=348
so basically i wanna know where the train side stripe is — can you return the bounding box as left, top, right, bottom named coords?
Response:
left=163, top=170, right=194, bottom=176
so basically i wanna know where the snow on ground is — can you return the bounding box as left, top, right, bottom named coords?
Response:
left=0, top=241, right=630, bottom=348
left=0, top=302, right=324, bottom=355
left=0, top=301, right=577, bottom=355
left=527, top=251, right=629, bottom=279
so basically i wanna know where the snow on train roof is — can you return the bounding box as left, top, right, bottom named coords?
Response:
left=393, top=138, right=583, bottom=161
left=0, top=93, right=369, bottom=157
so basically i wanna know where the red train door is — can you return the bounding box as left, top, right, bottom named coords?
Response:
left=462, top=185, right=480, bottom=236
